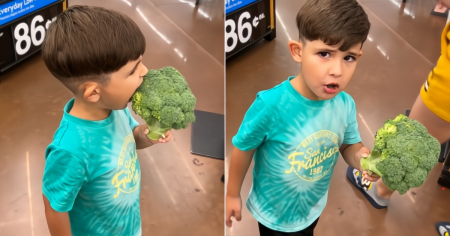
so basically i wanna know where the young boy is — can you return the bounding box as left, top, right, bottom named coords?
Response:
left=225, top=0, right=379, bottom=235
left=41, top=5, right=171, bottom=236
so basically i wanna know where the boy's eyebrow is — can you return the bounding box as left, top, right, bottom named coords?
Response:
left=347, top=52, right=359, bottom=57
left=129, top=60, right=142, bottom=74
left=317, top=48, right=359, bottom=57
left=317, top=48, right=338, bottom=52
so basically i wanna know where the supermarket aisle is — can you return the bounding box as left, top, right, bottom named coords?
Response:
left=225, top=0, right=450, bottom=235
left=0, top=0, right=224, bottom=236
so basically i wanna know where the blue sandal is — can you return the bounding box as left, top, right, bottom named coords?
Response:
left=436, top=222, right=450, bottom=236
left=346, top=166, right=387, bottom=209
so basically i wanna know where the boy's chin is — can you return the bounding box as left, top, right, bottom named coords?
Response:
left=112, top=103, right=129, bottom=110
left=316, top=91, right=340, bottom=100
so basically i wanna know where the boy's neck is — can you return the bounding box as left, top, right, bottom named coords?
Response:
left=69, top=97, right=112, bottom=121
left=290, top=74, right=320, bottom=101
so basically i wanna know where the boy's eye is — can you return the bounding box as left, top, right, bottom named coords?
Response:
left=129, top=69, right=136, bottom=75
left=318, top=52, right=330, bottom=58
left=344, top=56, right=356, bottom=62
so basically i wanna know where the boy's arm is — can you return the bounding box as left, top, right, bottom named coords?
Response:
left=42, top=149, right=86, bottom=235
left=225, top=147, right=255, bottom=227
left=340, top=142, right=366, bottom=170
left=226, top=148, right=255, bottom=197
left=43, top=195, right=72, bottom=236
left=226, top=94, right=271, bottom=227
left=340, top=96, right=379, bottom=181
left=340, top=143, right=379, bottom=182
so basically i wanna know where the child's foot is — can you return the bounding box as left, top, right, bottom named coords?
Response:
left=436, top=222, right=450, bottom=236
left=434, top=3, right=448, bottom=13
left=431, top=3, right=448, bottom=17
left=346, top=167, right=389, bottom=209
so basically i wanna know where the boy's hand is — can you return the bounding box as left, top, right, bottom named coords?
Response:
left=142, top=126, right=172, bottom=144
left=357, top=147, right=380, bottom=182
left=134, top=124, right=172, bottom=149
left=226, top=194, right=242, bottom=228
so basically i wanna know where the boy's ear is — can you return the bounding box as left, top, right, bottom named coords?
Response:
left=288, top=40, right=303, bottom=63
left=83, top=82, right=101, bottom=103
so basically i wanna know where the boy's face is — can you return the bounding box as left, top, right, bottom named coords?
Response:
left=98, top=56, right=148, bottom=110
left=289, top=39, right=362, bottom=100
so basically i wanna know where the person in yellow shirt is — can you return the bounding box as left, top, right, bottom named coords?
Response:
left=421, top=22, right=450, bottom=126
left=347, top=3, right=450, bottom=235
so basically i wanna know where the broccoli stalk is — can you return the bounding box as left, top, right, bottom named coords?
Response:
left=360, top=114, right=441, bottom=194
left=131, top=66, right=196, bottom=140
left=145, top=116, right=170, bottom=140
left=360, top=151, right=382, bottom=177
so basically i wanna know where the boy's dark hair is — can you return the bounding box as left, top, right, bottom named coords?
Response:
left=296, top=0, right=370, bottom=51
left=42, top=5, right=146, bottom=91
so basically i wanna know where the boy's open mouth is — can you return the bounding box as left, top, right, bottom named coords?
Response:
left=324, top=83, right=339, bottom=94
left=325, top=83, right=339, bottom=89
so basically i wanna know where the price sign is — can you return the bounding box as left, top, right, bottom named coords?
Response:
left=0, top=1, right=63, bottom=73
left=225, top=0, right=259, bottom=14
left=0, top=23, right=15, bottom=69
left=11, top=2, right=60, bottom=59
left=226, top=11, right=266, bottom=53
left=225, top=0, right=275, bottom=58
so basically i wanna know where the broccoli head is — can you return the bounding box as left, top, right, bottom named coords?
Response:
left=131, top=67, right=196, bottom=140
left=360, top=114, right=441, bottom=194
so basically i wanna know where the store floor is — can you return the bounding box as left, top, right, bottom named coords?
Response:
left=0, top=0, right=224, bottom=236
left=225, top=0, right=450, bottom=235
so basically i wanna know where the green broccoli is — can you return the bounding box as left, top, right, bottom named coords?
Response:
left=360, top=114, right=441, bottom=194
left=131, top=66, right=196, bottom=140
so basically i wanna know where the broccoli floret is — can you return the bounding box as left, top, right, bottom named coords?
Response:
left=360, top=114, right=441, bottom=194
left=131, top=67, right=196, bottom=140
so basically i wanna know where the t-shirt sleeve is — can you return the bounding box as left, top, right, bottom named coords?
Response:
left=42, top=148, right=87, bottom=212
left=123, top=107, right=139, bottom=130
left=232, top=94, right=273, bottom=151
left=343, top=97, right=362, bottom=145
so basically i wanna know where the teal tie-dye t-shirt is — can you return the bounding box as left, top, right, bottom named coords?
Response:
left=43, top=98, right=142, bottom=236
left=232, top=77, right=361, bottom=232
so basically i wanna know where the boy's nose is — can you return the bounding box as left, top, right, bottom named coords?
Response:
left=329, top=60, right=342, bottom=77
left=141, top=65, right=149, bottom=77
